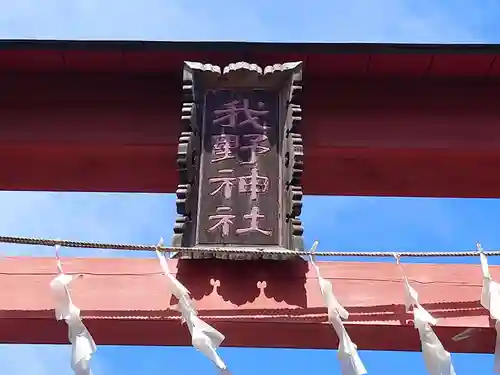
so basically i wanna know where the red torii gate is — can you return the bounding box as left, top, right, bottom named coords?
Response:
left=0, top=40, right=499, bottom=353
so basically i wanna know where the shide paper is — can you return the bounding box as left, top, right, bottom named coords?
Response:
left=309, top=241, right=367, bottom=375
left=395, top=255, right=456, bottom=375
left=478, top=243, right=500, bottom=373
left=155, top=238, right=231, bottom=374
left=155, top=238, right=192, bottom=304
left=177, top=296, right=230, bottom=374
left=49, top=245, right=96, bottom=375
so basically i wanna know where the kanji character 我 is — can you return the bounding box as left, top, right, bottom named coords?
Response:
left=213, top=99, right=269, bottom=132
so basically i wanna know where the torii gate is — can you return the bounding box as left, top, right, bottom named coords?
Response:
left=0, top=40, right=498, bottom=353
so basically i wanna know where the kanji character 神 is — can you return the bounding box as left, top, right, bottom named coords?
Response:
left=238, top=166, right=269, bottom=201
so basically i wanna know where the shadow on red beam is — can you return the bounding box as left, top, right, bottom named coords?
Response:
left=0, top=257, right=495, bottom=353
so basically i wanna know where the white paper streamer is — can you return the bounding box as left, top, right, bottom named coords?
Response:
left=395, top=255, right=456, bottom=375
left=309, top=241, right=367, bottom=375
left=155, top=238, right=230, bottom=374
left=49, top=245, right=96, bottom=375
left=177, top=297, right=230, bottom=374
left=477, top=243, right=500, bottom=373
left=155, top=239, right=193, bottom=305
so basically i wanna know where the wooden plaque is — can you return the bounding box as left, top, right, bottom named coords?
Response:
left=173, top=62, right=304, bottom=259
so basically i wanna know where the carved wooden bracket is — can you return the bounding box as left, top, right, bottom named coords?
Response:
left=284, top=73, right=304, bottom=252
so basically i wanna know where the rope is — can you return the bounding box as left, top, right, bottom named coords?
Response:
left=0, top=235, right=496, bottom=257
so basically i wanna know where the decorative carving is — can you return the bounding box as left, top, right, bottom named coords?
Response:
left=172, top=61, right=305, bottom=259
left=289, top=218, right=305, bottom=253
left=284, top=69, right=304, bottom=252
left=173, top=67, right=199, bottom=249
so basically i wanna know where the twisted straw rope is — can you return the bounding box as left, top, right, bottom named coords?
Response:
left=0, top=235, right=495, bottom=257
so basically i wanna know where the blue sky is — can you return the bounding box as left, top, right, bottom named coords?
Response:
left=1, top=1, right=500, bottom=374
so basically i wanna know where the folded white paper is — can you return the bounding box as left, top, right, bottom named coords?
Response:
left=309, top=241, right=367, bottom=375
left=155, top=238, right=193, bottom=306
left=478, top=243, right=500, bottom=373
left=155, top=239, right=230, bottom=374
left=49, top=246, right=96, bottom=375
left=399, top=260, right=456, bottom=375
left=178, top=299, right=229, bottom=374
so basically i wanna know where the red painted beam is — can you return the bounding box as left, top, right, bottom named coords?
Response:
left=0, top=41, right=499, bottom=78
left=0, top=256, right=495, bottom=353
left=2, top=73, right=500, bottom=197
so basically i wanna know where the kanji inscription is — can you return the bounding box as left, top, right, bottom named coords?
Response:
left=173, top=61, right=304, bottom=259
left=197, top=90, right=279, bottom=246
